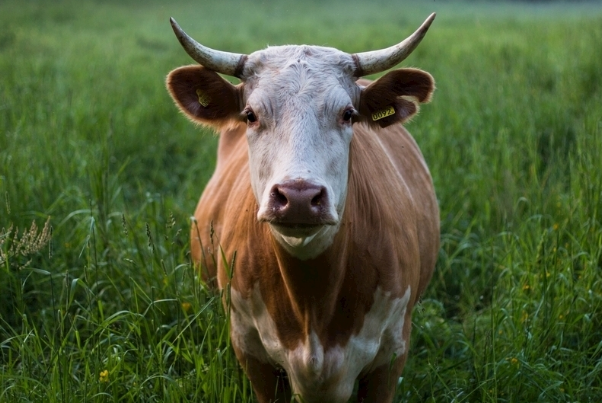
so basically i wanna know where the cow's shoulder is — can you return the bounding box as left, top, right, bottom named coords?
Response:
left=348, top=122, right=439, bottom=295
left=191, top=122, right=253, bottom=282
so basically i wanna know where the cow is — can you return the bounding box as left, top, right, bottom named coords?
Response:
left=166, top=13, right=439, bottom=403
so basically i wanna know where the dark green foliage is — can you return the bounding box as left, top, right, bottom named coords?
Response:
left=1, top=0, right=601, bottom=401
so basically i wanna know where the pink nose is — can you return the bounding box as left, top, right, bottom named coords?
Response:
left=266, top=180, right=333, bottom=225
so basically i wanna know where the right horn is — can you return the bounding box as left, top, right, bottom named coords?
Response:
left=169, top=17, right=247, bottom=78
left=352, top=13, right=436, bottom=77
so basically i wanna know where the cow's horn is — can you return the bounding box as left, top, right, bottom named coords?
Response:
left=170, top=18, right=247, bottom=78
left=352, top=13, right=435, bottom=77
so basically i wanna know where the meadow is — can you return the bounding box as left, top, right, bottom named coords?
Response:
left=1, top=0, right=601, bottom=401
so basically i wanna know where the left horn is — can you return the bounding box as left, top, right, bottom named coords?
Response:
left=352, top=13, right=436, bottom=77
left=170, top=17, right=247, bottom=78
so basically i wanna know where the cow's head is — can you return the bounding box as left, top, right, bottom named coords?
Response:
left=167, top=15, right=435, bottom=259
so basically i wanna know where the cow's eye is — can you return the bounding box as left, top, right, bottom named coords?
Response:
left=246, top=110, right=257, bottom=123
left=342, top=109, right=354, bottom=122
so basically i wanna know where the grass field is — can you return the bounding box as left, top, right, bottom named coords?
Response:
left=1, top=0, right=602, bottom=401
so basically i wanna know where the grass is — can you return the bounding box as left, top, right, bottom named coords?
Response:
left=1, top=0, right=601, bottom=401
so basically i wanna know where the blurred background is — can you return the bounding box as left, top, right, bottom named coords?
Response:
left=1, top=0, right=601, bottom=401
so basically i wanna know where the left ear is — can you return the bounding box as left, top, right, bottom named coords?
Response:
left=358, top=68, right=435, bottom=128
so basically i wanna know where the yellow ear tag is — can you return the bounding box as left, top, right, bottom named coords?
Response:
left=196, top=89, right=210, bottom=107
left=371, top=106, right=395, bottom=121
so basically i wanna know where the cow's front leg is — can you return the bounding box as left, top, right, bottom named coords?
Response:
left=357, top=312, right=413, bottom=403
left=232, top=343, right=291, bottom=403
left=357, top=354, right=407, bottom=403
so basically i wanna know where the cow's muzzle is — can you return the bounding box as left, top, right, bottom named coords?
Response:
left=258, top=180, right=338, bottom=229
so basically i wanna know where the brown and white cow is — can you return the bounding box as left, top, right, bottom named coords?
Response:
left=166, top=13, right=439, bottom=403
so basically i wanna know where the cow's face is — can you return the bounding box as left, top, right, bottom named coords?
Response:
left=240, top=47, right=359, bottom=256
left=166, top=17, right=435, bottom=258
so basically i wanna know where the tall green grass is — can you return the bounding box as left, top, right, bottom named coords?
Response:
left=1, top=0, right=601, bottom=401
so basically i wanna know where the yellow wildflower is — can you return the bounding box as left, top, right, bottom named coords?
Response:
left=99, top=370, right=109, bottom=383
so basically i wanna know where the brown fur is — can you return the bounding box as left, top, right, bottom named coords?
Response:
left=171, top=68, right=439, bottom=401
left=188, top=121, right=438, bottom=402
left=358, top=69, right=434, bottom=128
left=166, top=65, right=243, bottom=128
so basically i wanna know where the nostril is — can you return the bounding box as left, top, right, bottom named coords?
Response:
left=271, top=187, right=289, bottom=208
left=311, top=189, right=324, bottom=206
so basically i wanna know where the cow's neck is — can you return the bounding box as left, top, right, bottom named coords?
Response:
left=270, top=230, right=350, bottom=332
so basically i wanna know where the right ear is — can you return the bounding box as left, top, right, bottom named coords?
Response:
left=166, top=65, right=243, bottom=129
left=357, top=68, right=435, bottom=128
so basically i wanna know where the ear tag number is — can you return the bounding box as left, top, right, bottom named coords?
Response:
left=196, top=89, right=210, bottom=107
left=372, top=106, right=395, bottom=121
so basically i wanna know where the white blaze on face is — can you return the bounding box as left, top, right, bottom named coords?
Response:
left=241, top=46, right=360, bottom=258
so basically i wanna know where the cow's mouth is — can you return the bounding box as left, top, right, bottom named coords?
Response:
left=270, top=222, right=323, bottom=237
left=268, top=219, right=339, bottom=239
left=274, top=222, right=322, bottom=229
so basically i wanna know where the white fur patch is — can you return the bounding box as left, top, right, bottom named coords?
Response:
left=242, top=46, right=360, bottom=259
left=230, top=285, right=411, bottom=403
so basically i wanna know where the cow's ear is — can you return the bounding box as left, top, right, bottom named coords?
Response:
left=166, top=65, right=243, bottom=129
left=358, top=68, right=435, bottom=128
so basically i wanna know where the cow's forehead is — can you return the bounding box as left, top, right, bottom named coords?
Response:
left=246, top=45, right=355, bottom=74
left=242, top=45, right=358, bottom=105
